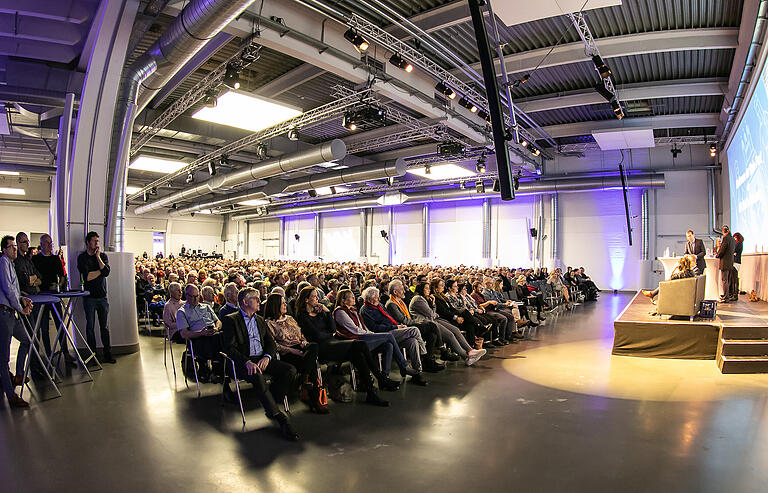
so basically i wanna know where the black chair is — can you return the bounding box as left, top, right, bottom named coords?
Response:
left=219, top=351, right=291, bottom=425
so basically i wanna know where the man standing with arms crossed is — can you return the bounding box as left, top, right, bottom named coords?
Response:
left=0, top=235, right=33, bottom=408
left=77, top=232, right=116, bottom=364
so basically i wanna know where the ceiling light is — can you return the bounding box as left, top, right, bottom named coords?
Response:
left=308, top=189, right=317, bottom=198
left=344, top=29, right=369, bottom=51
left=389, top=53, right=413, bottom=72
left=192, top=91, right=302, bottom=132
left=149, top=186, right=157, bottom=196
left=532, top=148, right=541, bottom=157
left=475, top=181, right=485, bottom=193
left=591, top=55, right=611, bottom=79
left=0, top=171, right=20, bottom=176
left=386, top=176, right=395, bottom=186
left=0, top=187, right=25, bottom=195
left=287, top=128, right=299, bottom=140
left=709, top=144, right=717, bottom=157
left=197, top=209, right=212, bottom=214
left=125, top=186, right=143, bottom=195
left=520, top=139, right=528, bottom=147
left=611, top=100, right=624, bottom=119
left=208, top=160, right=217, bottom=176
left=459, top=97, right=478, bottom=113
left=238, top=198, right=270, bottom=207
left=316, top=185, right=348, bottom=196
left=223, top=64, right=241, bottom=90
left=408, top=163, right=475, bottom=180
left=476, top=154, right=486, bottom=173
left=129, top=156, right=186, bottom=174
left=435, top=82, right=456, bottom=100
left=202, top=89, right=219, bottom=108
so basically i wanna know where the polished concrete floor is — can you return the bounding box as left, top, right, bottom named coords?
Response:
left=3, top=293, right=768, bottom=492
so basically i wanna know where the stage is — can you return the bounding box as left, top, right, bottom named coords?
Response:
left=612, top=293, right=768, bottom=360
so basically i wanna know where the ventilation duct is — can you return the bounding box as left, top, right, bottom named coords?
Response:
left=134, top=139, right=347, bottom=215
left=169, top=157, right=404, bottom=216
left=105, top=0, right=257, bottom=249
left=233, top=173, right=665, bottom=221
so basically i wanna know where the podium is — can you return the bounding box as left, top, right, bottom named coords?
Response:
left=658, top=256, right=721, bottom=300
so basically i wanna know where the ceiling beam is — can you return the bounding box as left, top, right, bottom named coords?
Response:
left=462, top=28, right=739, bottom=77
left=517, top=78, right=727, bottom=113
left=0, top=1, right=91, bottom=24
left=385, top=1, right=470, bottom=40
left=540, top=113, right=721, bottom=139
left=254, top=63, right=325, bottom=99
left=134, top=108, right=253, bottom=143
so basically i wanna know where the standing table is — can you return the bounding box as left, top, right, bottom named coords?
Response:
left=20, top=294, right=63, bottom=400
left=47, top=290, right=102, bottom=376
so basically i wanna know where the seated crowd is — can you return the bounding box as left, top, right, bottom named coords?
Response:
left=135, top=257, right=600, bottom=441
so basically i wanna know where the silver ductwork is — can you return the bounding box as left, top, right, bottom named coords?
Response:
left=233, top=173, right=666, bottom=221
left=135, top=139, right=346, bottom=215
left=169, top=156, right=402, bottom=216
left=105, top=0, right=256, bottom=248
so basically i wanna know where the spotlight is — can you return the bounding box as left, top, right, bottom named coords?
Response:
left=208, top=160, right=217, bottom=176
left=142, top=192, right=148, bottom=202
left=344, top=29, right=369, bottom=51
left=475, top=180, right=485, bottom=193
left=435, top=82, right=456, bottom=100
left=532, top=148, right=541, bottom=157
left=386, top=176, right=395, bottom=186
left=380, top=230, right=388, bottom=238
left=342, top=111, right=358, bottom=131
left=476, top=154, right=486, bottom=173
left=287, top=128, right=299, bottom=140
left=203, top=89, right=218, bottom=108
left=223, top=64, right=241, bottom=90
left=389, top=53, right=413, bottom=73
left=591, top=55, right=611, bottom=79
left=220, top=154, right=229, bottom=167
left=255, top=143, right=268, bottom=159
left=460, top=181, right=468, bottom=190
left=492, top=179, right=500, bottom=193
left=149, top=186, right=157, bottom=196
left=295, top=234, right=300, bottom=241
left=671, top=145, right=682, bottom=158
left=611, top=100, right=624, bottom=120
left=709, top=143, right=717, bottom=157
left=185, top=172, right=194, bottom=184
left=477, top=109, right=489, bottom=121
left=514, top=170, right=521, bottom=190
left=308, top=189, right=317, bottom=197
left=425, top=163, right=432, bottom=175
left=459, top=97, right=478, bottom=113
left=520, top=139, right=528, bottom=148
left=330, top=186, right=337, bottom=194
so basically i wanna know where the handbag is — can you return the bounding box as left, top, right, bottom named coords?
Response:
left=300, top=379, right=328, bottom=410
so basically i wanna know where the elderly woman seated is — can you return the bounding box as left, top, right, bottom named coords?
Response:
left=641, top=255, right=695, bottom=301
left=409, top=282, right=486, bottom=366
left=359, top=286, right=429, bottom=386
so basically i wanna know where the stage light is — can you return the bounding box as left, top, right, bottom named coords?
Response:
left=142, top=192, right=148, bottom=202
left=592, top=55, right=611, bottom=79
left=342, top=110, right=358, bottom=130
left=220, top=154, right=229, bottom=167
left=208, top=160, right=216, bottom=176
left=223, top=64, right=241, bottom=90
left=709, top=144, right=717, bottom=157
left=475, top=180, right=485, bottom=193
left=435, top=82, right=456, bottom=99
left=287, top=128, right=299, bottom=140
left=330, top=186, right=337, bottom=194
left=477, top=109, right=489, bottom=121
left=514, top=170, right=521, bottom=190
left=520, top=139, right=528, bottom=148
left=459, top=97, right=478, bottom=113
left=240, top=43, right=262, bottom=63
left=344, top=29, right=369, bottom=51
left=389, top=53, right=413, bottom=73
left=532, top=148, right=541, bottom=157
left=185, top=172, right=194, bottom=184
left=492, top=179, right=500, bottom=192
left=380, top=230, right=388, bottom=239
left=149, top=186, right=158, bottom=196
left=308, top=189, right=317, bottom=197
left=202, top=89, right=218, bottom=108
left=386, top=176, right=395, bottom=186
left=476, top=154, right=486, bottom=173
left=671, top=145, right=682, bottom=158
left=611, top=100, right=624, bottom=120
left=425, top=163, right=431, bottom=175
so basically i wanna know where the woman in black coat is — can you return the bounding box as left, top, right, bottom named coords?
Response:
left=430, top=278, right=488, bottom=347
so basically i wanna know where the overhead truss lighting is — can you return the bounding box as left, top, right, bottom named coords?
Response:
left=435, top=82, right=456, bottom=100
left=389, top=53, right=413, bottom=73
left=344, top=28, right=369, bottom=51
left=408, top=163, right=475, bottom=180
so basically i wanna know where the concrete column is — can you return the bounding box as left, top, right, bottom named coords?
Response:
left=314, top=213, right=321, bottom=258
left=359, top=209, right=368, bottom=258
left=551, top=193, right=559, bottom=264
left=67, top=0, right=138, bottom=281
left=482, top=198, right=491, bottom=259
left=52, top=93, right=75, bottom=247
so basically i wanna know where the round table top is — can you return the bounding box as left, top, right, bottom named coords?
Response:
left=41, top=290, right=91, bottom=298
left=27, top=294, right=62, bottom=304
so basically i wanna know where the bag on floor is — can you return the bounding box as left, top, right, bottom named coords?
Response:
left=325, top=372, right=353, bottom=403
left=301, top=379, right=329, bottom=409
left=182, top=350, right=198, bottom=380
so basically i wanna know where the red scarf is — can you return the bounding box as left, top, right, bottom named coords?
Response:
left=364, top=301, right=398, bottom=325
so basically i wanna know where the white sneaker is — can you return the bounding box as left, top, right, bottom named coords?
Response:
left=465, top=349, right=487, bottom=366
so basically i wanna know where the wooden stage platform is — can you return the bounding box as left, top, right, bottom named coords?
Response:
left=613, top=293, right=768, bottom=369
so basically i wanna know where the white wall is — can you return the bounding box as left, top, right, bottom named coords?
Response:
left=321, top=210, right=360, bottom=262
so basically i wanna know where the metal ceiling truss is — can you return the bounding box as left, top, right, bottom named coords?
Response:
left=346, top=124, right=446, bottom=154
left=557, top=135, right=717, bottom=153
left=130, top=36, right=263, bottom=156
left=567, top=12, right=623, bottom=116
left=346, top=13, right=554, bottom=152
left=127, top=88, right=374, bottom=200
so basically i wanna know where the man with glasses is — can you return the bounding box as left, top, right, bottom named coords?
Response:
left=0, top=235, right=33, bottom=408
left=176, top=284, right=222, bottom=382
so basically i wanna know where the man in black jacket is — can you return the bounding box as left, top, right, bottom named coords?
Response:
left=715, top=225, right=736, bottom=303
left=76, top=232, right=115, bottom=364
left=684, top=230, right=707, bottom=275
left=221, top=287, right=298, bottom=441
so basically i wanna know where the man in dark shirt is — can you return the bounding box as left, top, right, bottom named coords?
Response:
left=13, top=232, right=41, bottom=296
left=76, top=232, right=115, bottom=364
left=32, top=234, right=75, bottom=366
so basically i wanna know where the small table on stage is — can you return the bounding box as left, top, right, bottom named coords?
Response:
left=658, top=256, right=721, bottom=300
left=46, top=290, right=102, bottom=376
left=20, top=294, right=63, bottom=400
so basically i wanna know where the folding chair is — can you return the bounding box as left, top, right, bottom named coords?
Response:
left=182, top=336, right=201, bottom=398
left=163, top=324, right=177, bottom=382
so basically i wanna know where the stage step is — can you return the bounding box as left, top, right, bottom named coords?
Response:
left=717, top=355, right=768, bottom=374
left=718, top=338, right=768, bottom=357
left=720, top=325, right=768, bottom=340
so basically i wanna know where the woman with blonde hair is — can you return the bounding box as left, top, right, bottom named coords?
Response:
left=642, top=255, right=695, bottom=300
